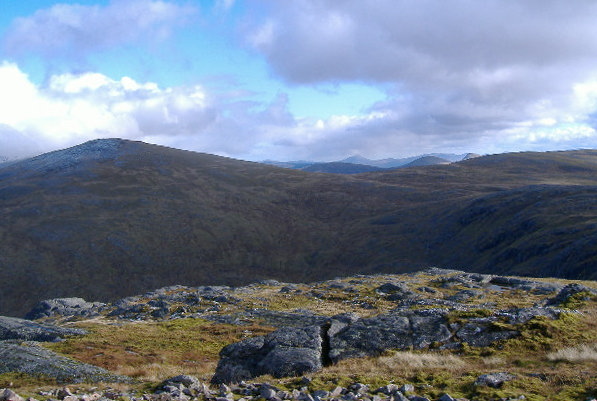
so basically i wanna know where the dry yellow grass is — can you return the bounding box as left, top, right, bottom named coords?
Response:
left=323, top=351, right=466, bottom=378
left=547, top=343, right=597, bottom=362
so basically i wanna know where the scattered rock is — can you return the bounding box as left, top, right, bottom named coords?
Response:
left=474, top=372, right=516, bottom=388
left=0, top=389, right=24, bottom=401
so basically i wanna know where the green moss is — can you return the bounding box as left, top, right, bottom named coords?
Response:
left=559, top=291, right=596, bottom=309
left=409, top=371, right=471, bottom=399
left=446, top=308, right=494, bottom=325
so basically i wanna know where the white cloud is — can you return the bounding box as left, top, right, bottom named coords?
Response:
left=3, top=0, right=195, bottom=59
left=0, top=61, right=215, bottom=157
left=240, top=0, right=597, bottom=157
left=1, top=53, right=597, bottom=163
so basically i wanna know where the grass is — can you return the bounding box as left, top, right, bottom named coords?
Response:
left=45, top=318, right=274, bottom=383
left=547, top=343, right=597, bottom=362
left=325, top=351, right=466, bottom=377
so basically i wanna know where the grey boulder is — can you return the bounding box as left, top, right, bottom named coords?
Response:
left=474, top=372, right=516, bottom=388
left=212, top=325, right=323, bottom=384
left=0, top=316, right=86, bottom=342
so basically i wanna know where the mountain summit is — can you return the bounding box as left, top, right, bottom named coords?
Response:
left=1, top=139, right=597, bottom=316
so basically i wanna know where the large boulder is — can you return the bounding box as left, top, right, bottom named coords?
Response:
left=0, top=341, right=131, bottom=384
left=212, top=325, right=323, bottom=384
left=0, top=316, right=86, bottom=342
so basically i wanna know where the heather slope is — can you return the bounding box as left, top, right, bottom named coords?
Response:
left=1, top=139, right=597, bottom=316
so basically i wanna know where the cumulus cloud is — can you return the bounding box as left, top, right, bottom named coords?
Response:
left=0, top=61, right=316, bottom=161
left=243, top=0, right=597, bottom=155
left=0, top=61, right=216, bottom=157
left=3, top=0, right=195, bottom=59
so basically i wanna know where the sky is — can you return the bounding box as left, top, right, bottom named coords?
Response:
left=1, top=1, right=597, bottom=162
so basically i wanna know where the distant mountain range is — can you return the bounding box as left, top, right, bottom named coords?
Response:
left=263, top=153, right=481, bottom=173
left=0, top=139, right=596, bottom=316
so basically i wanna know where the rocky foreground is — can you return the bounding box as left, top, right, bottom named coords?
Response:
left=0, top=372, right=540, bottom=401
left=0, top=268, right=596, bottom=401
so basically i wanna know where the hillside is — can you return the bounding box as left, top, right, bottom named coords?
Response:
left=1, top=139, right=597, bottom=316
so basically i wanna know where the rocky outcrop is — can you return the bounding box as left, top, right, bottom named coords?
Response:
left=0, top=316, right=86, bottom=342
left=0, top=341, right=131, bottom=384
left=211, top=305, right=557, bottom=383
left=25, top=298, right=105, bottom=320
left=545, top=283, right=596, bottom=306
left=211, top=325, right=323, bottom=384
left=328, top=310, right=452, bottom=362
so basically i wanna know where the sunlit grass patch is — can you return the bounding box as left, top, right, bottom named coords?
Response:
left=547, top=343, right=597, bottom=362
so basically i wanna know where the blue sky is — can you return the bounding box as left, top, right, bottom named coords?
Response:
left=1, top=0, right=597, bottom=161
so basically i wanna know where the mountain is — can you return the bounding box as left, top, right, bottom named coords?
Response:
left=401, top=155, right=451, bottom=168
left=264, top=153, right=469, bottom=172
left=339, top=155, right=414, bottom=168
left=300, top=162, right=384, bottom=174
left=341, top=153, right=468, bottom=168
left=261, top=160, right=314, bottom=169
left=1, top=139, right=597, bottom=316
left=463, top=152, right=481, bottom=160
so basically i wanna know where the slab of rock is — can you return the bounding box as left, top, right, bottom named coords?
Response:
left=0, top=316, right=86, bottom=342
left=0, top=341, right=131, bottom=384
left=455, top=322, right=518, bottom=347
left=498, top=307, right=560, bottom=324
left=329, top=311, right=452, bottom=362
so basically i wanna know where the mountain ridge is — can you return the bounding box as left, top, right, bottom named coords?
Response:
left=263, top=152, right=470, bottom=171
